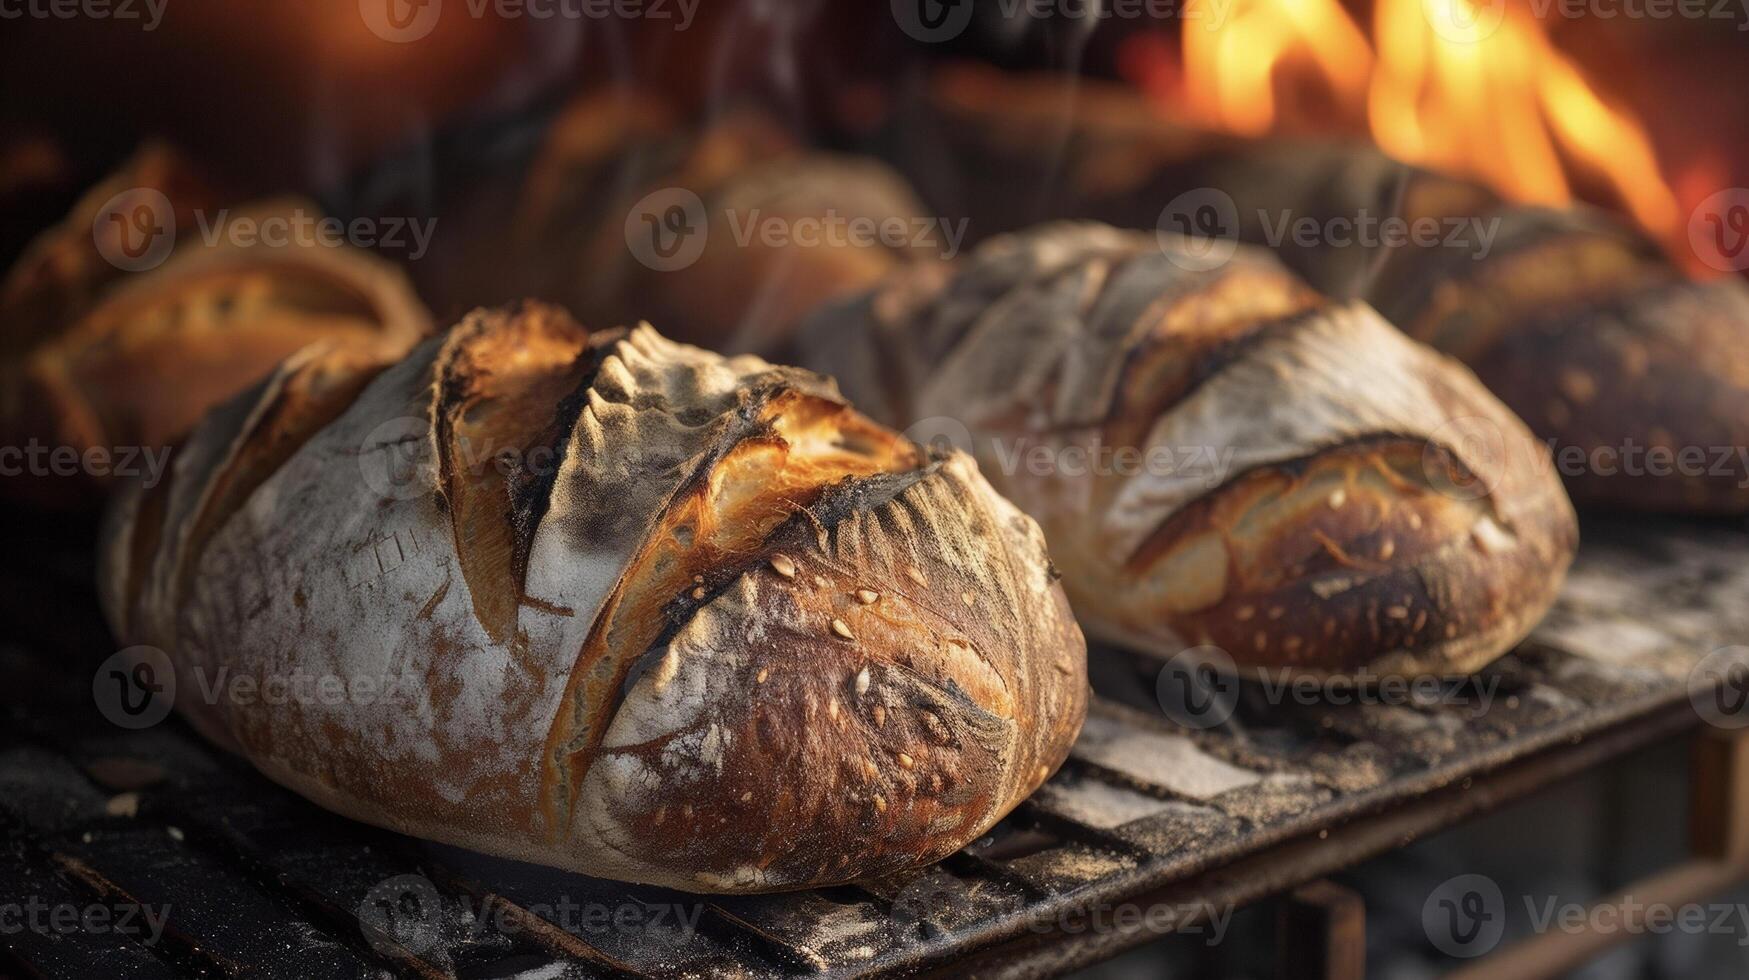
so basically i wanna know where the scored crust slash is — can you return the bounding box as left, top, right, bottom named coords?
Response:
left=98, top=302, right=1088, bottom=893
left=801, top=223, right=1578, bottom=681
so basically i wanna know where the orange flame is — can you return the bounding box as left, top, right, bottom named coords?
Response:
left=1127, top=0, right=1681, bottom=251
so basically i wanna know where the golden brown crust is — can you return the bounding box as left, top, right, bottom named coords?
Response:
left=1119, top=438, right=1567, bottom=678
left=509, top=93, right=936, bottom=356
left=0, top=142, right=220, bottom=357
left=898, top=66, right=1749, bottom=515
left=1, top=186, right=431, bottom=505
left=100, top=303, right=1087, bottom=892
left=1373, top=207, right=1749, bottom=513
left=577, top=454, right=1086, bottom=889
left=800, top=223, right=1577, bottom=680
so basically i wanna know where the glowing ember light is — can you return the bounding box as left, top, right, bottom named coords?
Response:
left=1181, top=0, right=1374, bottom=135
left=1124, top=0, right=1683, bottom=253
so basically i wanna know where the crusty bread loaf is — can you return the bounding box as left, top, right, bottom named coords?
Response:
left=427, top=90, right=938, bottom=357
left=99, top=302, right=1087, bottom=892
left=801, top=223, right=1577, bottom=680
left=887, top=65, right=1749, bottom=513
left=1, top=142, right=221, bottom=358
left=1368, top=206, right=1749, bottom=513
left=1, top=148, right=431, bottom=504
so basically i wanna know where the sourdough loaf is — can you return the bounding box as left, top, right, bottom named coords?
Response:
left=801, top=223, right=1578, bottom=679
left=426, top=91, right=938, bottom=357
left=100, top=302, right=1087, bottom=891
left=1, top=148, right=429, bottom=503
left=886, top=65, right=1749, bottom=512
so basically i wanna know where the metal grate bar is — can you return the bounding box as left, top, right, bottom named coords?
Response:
left=1, top=515, right=1744, bottom=977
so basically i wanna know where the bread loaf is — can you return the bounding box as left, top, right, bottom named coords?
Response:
left=100, top=302, right=1087, bottom=892
left=801, top=223, right=1577, bottom=679
left=885, top=65, right=1749, bottom=513
left=426, top=91, right=939, bottom=357
left=1, top=149, right=430, bottom=504
left=1368, top=206, right=1749, bottom=513
left=1, top=143, right=221, bottom=357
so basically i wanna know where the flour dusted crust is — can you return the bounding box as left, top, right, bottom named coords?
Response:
left=800, top=223, right=1578, bottom=679
left=101, top=303, right=1087, bottom=892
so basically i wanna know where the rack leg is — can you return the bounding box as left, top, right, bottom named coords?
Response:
left=1278, top=879, right=1367, bottom=980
